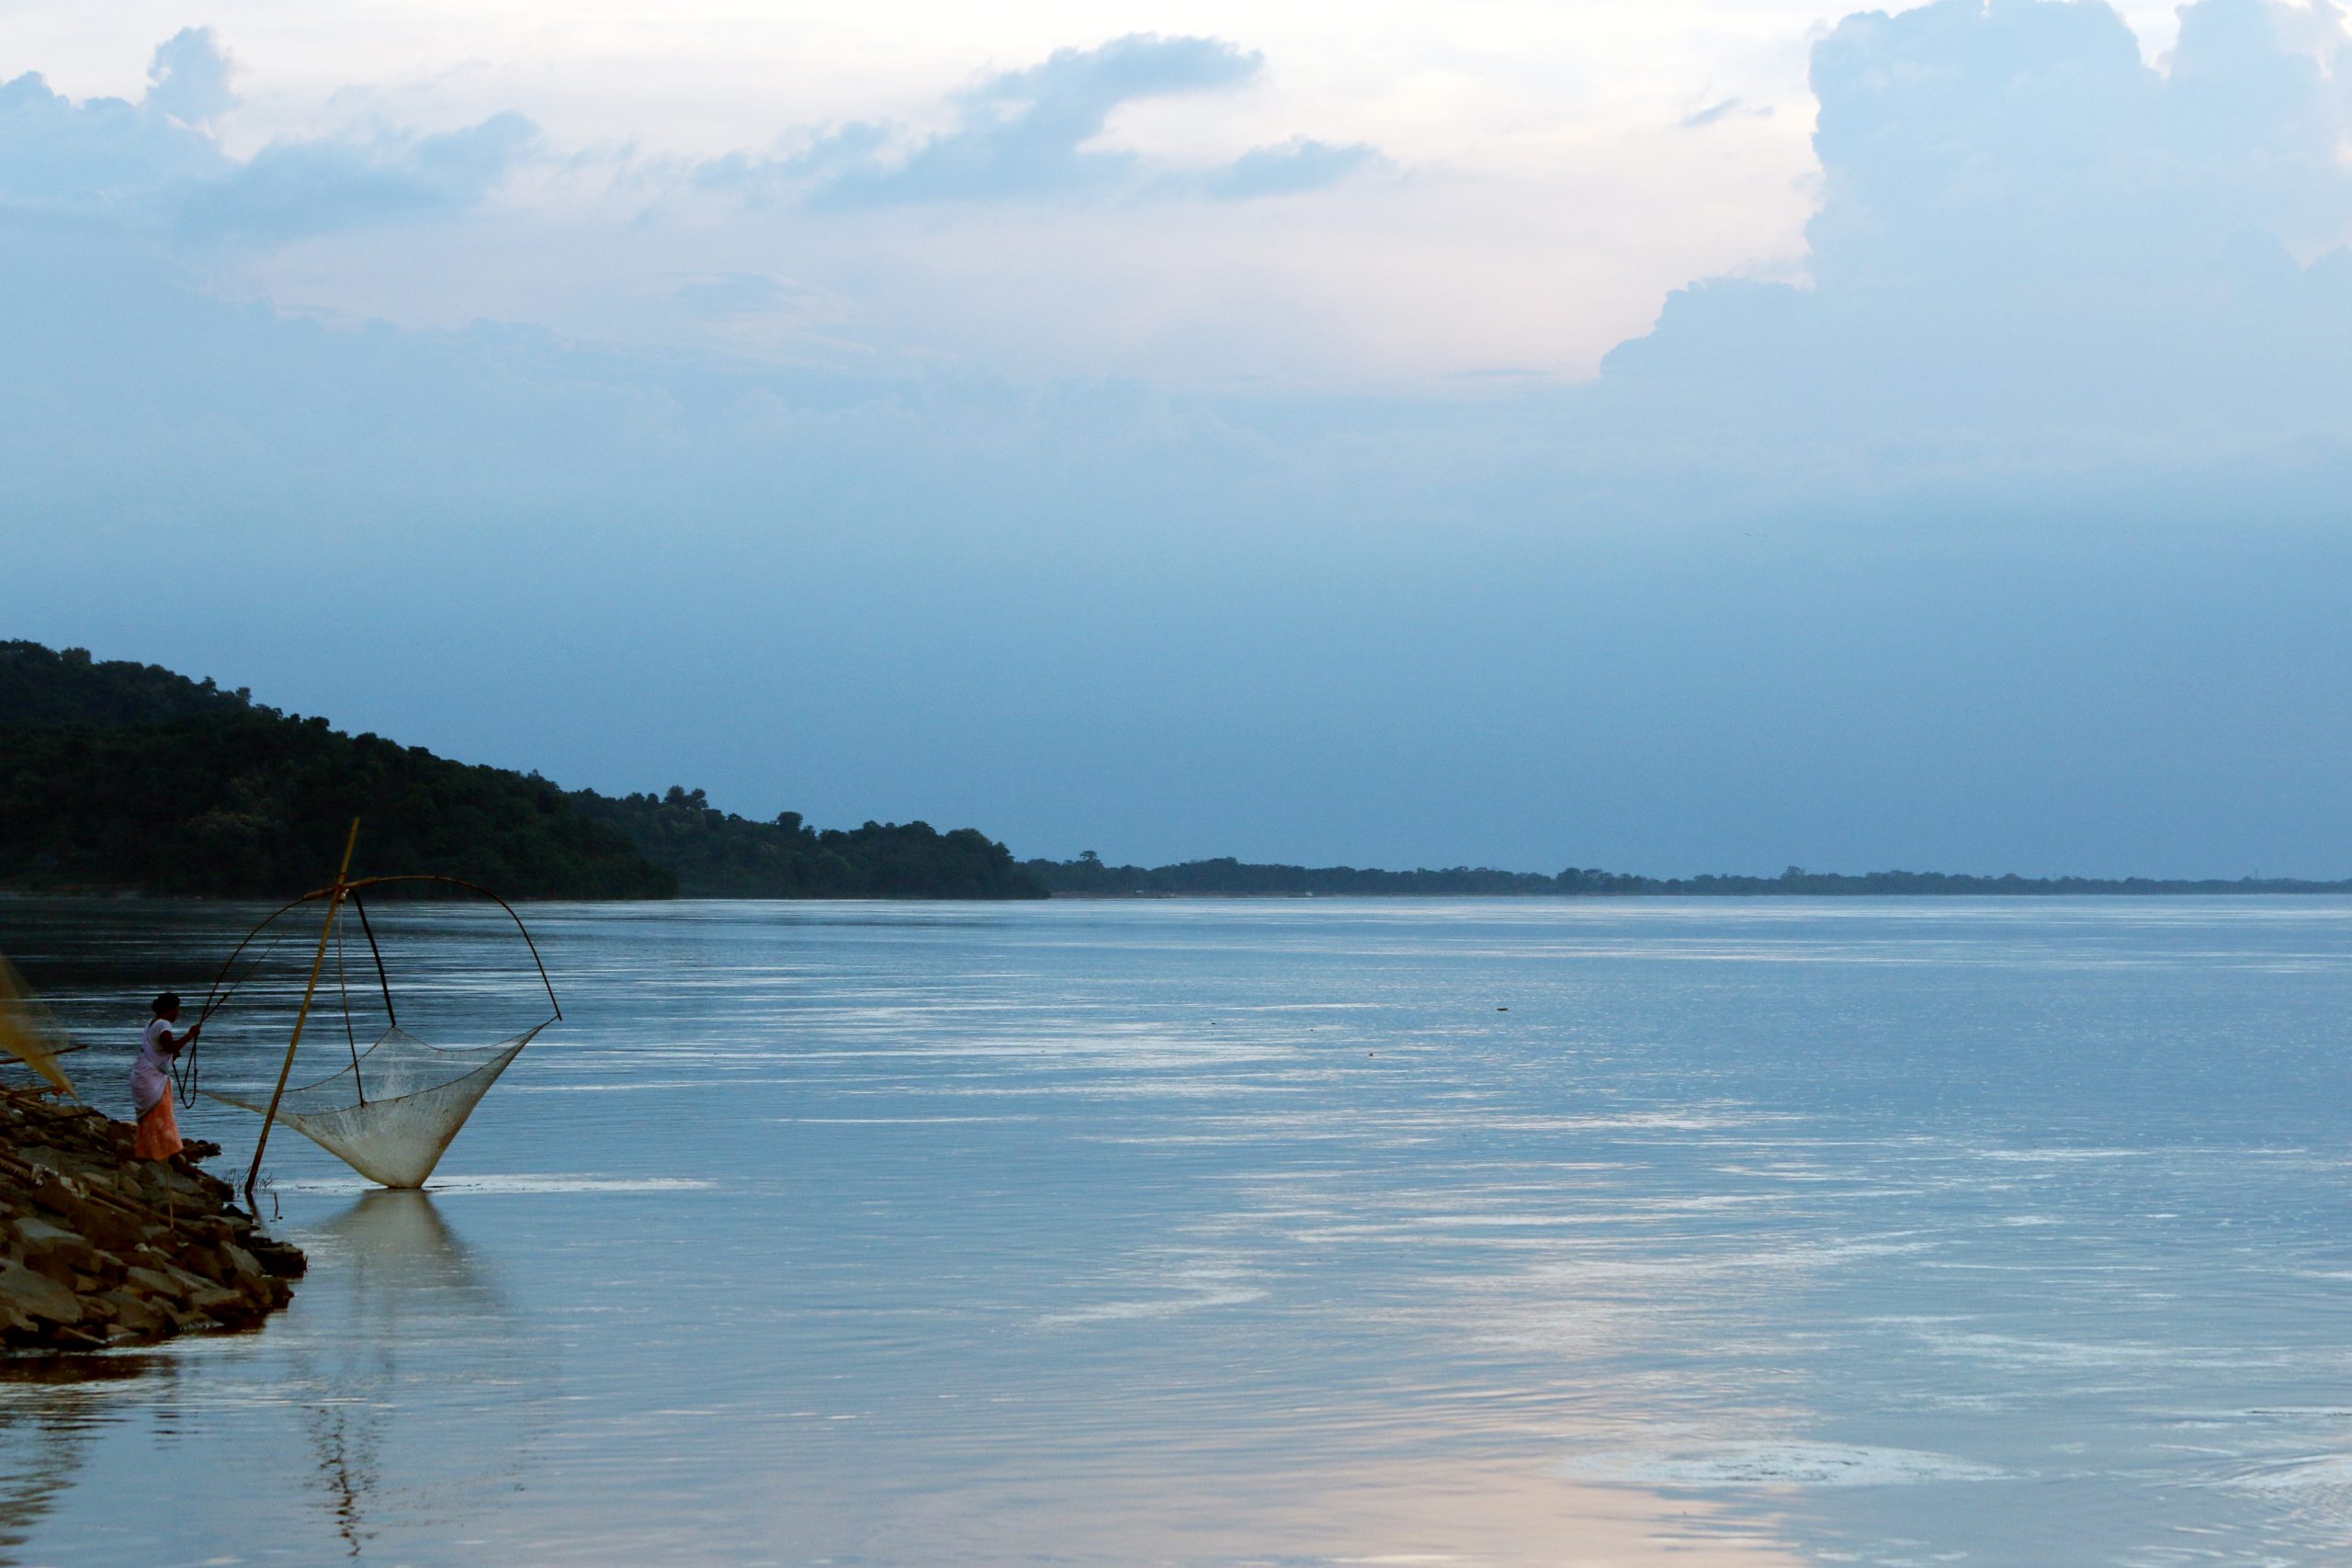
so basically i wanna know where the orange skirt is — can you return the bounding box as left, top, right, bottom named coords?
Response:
left=133, top=1096, right=184, bottom=1160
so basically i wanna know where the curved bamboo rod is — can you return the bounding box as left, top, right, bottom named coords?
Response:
left=201, top=875, right=563, bottom=1026
left=332, top=875, right=563, bottom=1022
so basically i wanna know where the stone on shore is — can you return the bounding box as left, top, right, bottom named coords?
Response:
left=0, top=1085, right=304, bottom=1350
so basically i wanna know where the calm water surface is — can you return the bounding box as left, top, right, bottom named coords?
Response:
left=0, top=897, right=2346, bottom=1566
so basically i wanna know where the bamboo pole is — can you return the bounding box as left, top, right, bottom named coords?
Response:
left=243, top=818, right=361, bottom=1213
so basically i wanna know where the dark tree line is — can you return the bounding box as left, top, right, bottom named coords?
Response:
left=0, top=640, right=1042, bottom=901
left=1027, top=853, right=1569, bottom=897
left=572, top=788, right=1044, bottom=899
left=0, top=707, right=673, bottom=898
left=1025, top=853, right=2352, bottom=897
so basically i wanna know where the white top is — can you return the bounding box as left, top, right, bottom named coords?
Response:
left=130, top=1017, right=176, bottom=1116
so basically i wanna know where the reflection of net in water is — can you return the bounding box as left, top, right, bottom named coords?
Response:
left=211, top=1024, right=545, bottom=1190
left=292, top=1190, right=543, bottom=1556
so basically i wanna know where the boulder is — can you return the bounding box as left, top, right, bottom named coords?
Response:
left=0, top=1258, right=83, bottom=1328
left=11, top=1214, right=101, bottom=1280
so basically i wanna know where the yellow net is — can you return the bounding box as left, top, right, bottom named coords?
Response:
left=0, top=950, right=76, bottom=1097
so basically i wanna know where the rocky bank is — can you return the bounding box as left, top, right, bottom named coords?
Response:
left=0, top=1086, right=304, bottom=1349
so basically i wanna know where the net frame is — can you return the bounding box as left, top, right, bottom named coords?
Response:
left=194, top=873, right=561, bottom=1191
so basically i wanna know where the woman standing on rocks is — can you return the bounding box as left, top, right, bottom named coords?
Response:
left=131, top=993, right=198, bottom=1160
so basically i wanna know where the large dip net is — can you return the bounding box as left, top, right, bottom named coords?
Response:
left=209, top=1022, right=548, bottom=1190
left=190, top=855, right=560, bottom=1195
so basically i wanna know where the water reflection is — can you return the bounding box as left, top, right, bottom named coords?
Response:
left=0, top=1357, right=165, bottom=1565
left=321, top=1190, right=498, bottom=1313
left=282, top=1191, right=551, bottom=1558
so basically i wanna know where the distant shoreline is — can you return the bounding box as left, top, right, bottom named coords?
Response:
left=12, top=874, right=2352, bottom=905
left=1037, top=889, right=2352, bottom=898
left=6, top=885, right=2351, bottom=907
left=1023, top=857, right=2352, bottom=899
left=1035, top=887, right=2352, bottom=899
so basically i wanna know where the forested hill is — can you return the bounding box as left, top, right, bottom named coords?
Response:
left=0, top=640, right=1044, bottom=900
left=1025, top=854, right=2352, bottom=897
left=570, top=788, right=1045, bottom=900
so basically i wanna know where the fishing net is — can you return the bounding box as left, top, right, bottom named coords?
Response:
left=210, top=1022, right=547, bottom=1190
left=0, top=950, right=75, bottom=1096
left=195, top=871, right=561, bottom=1192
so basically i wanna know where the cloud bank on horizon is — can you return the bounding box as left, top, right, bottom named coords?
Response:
left=5, top=1, right=2352, bottom=878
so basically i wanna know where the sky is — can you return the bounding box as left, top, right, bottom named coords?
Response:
left=5, top=0, right=2352, bottom=877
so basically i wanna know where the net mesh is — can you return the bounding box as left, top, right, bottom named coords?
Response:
left=210, top=1022, right=545, bottom=1189
left=0, top=950, right=74, bottom=1096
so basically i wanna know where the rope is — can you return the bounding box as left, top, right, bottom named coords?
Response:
left=355, top=897, right=397, bottom=1027
left=173, top=1026, right=201, bottom=1107
left=179, top=916, right=299, bottom=1108
left=335, top=904, right=366, bottom=1105
left=196, top=901, right=305, bottom=1028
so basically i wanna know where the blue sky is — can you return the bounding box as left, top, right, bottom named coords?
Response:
left=5, top=0, right=2352, bottom=876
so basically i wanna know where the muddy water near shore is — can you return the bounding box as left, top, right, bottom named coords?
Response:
left=0, top=897, right=2347, bottom=1565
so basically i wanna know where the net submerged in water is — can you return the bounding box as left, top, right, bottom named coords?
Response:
left=210, top=1023, right=546, bottom=1189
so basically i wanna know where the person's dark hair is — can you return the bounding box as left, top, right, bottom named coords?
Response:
left=152, top=992, right=181, bottom=1016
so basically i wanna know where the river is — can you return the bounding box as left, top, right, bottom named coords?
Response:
left=0, top=897, right=2346, bottom=1565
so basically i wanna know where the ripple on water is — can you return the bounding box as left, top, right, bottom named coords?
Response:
left=1564, top=1442, right=2009, bottom=1488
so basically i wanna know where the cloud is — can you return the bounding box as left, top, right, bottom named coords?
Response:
left=0, top=33, right=231, bottom=211
left=820, top=33, right=1259, bottom=205
left=0, top=28, right=534, bottom=242
left=1677, top=97, right=1770, bottom=130
left=694, top=33, right=1379, bottom=209
left=692, top=121, right=890, bottom=205
left=180, top=113, right=538, bottom=242
left=144, top=26, right=236, bottom=129
left=1593, top=0, right=2352, bottom=468
left=1195, top=137, right=1384, bottom=199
